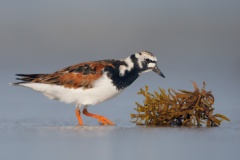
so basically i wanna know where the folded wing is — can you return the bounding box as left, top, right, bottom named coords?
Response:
left=14, top=61, right=115, bottom=89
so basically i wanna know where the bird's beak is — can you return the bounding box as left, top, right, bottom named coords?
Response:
left=152, top=66, right=165, bottom=78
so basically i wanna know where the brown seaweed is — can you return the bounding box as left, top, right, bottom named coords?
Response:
left=131, top=82, right=230, bottom=127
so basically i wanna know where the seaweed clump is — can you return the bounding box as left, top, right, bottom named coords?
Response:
left=131, top=82, right=230, bottom=127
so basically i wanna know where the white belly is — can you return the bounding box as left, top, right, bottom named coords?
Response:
left=19, top=73, right=122, bottom=106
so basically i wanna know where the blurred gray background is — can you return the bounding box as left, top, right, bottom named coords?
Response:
left=0, top=0, right=240, bottom=160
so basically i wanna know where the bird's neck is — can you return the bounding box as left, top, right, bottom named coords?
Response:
left=105, top=56, right=141, bottom=90
left=110, top=68, right=139, bottom=90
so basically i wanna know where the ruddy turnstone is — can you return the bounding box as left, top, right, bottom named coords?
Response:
left=12, top=51, right=165, bottom=125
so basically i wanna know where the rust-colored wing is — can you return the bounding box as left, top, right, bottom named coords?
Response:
left=15, top=61, right=115, bottom=89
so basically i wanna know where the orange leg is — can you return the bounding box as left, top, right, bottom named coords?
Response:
left=82, top=108, right=114, bottom=125
left=75, top=108, right=83, bottom=125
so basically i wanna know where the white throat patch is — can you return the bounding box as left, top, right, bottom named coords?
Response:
left=119, top=56, right=134, bottom=76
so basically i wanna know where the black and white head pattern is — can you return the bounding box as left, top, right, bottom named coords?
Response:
left=119, top=51, right=159, bottom=76
left=119, top=51, right=157, bottom=76
left=134, top=51, right=158, bottom=74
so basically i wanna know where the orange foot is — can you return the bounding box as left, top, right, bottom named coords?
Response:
left=82, top=108, right=114, bottom=125
left=75, top=108, right=83, bottom=125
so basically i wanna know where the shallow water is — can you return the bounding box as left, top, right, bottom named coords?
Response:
left=1, top=113, right=240, bottom=160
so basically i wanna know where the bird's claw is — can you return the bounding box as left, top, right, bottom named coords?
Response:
left=97, top=116, right=114, bottom=125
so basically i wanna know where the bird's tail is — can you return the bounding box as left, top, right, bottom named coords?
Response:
left=11, top=74, right=47, bottom=85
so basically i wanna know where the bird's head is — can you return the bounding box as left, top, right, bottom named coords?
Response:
left=134, top=51, right=165, bottom=78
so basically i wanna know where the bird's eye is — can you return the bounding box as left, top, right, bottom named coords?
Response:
left=145, top=58, right=152, bottom=63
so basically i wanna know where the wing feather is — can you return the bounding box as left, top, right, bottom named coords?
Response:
left=15, top=61, right=115, bottom=89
